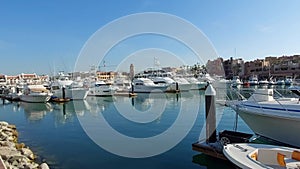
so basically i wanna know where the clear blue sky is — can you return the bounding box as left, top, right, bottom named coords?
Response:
left=1, top=0, right=300, bottom=75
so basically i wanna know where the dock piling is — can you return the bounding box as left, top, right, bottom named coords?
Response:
left=205, top=84, right=217, bottom=143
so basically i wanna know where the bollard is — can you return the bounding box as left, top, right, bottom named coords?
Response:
left=131, top=82, right=134, bottom=94
left=205, top=84, right=217, bottom=143
left=62, top=87, right=66, bottom=99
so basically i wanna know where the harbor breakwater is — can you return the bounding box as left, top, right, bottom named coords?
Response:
left=0, top=121, right=50, bottom=169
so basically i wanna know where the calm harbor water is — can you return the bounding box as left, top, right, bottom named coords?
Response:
left=0, top=89, right=255, bottom=169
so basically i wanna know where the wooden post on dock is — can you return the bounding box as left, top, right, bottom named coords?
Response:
left=131, top=82, right=134, bottom=94
left=175, top=82, right=179, bottom=92
left=62, top=86, right=66, bottom=99
left=205, top=84, right=217, bottom=143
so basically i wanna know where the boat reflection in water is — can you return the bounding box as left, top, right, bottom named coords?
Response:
left=52, top=100, right=91, bottom=125
left=20, top=102, right=53, bottom=122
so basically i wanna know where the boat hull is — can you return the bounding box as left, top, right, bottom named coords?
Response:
left=52, top=88, right=89, bottom=100
left=88, top=87, right=116, bottom=96
left=133, top=85, right=168, bottom=93
left=20, top=94, right=51, bottom=103
left=237, top=107, right=300, bottom=148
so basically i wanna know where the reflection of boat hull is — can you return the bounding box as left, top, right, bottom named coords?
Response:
left=20, top=102, right=53, bottom=121
left=20, top=93, right=51, bottom=103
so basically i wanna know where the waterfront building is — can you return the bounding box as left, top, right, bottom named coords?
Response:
left=244, top=59, right=270, bottom=80
left=266, top=55, right=300, bottom=79
left=96, top=71, right=116, bottom=82
left=244, top=55, right=300, bottom=80
left=19, top=73, right=38, bottom=84
left=0, top=74, right=6, bottom=85
left=206, top=57, right=225, bottom=77
left=6, top=75, right=20, bottom=85
left=223, top=57, right=244, bottom=79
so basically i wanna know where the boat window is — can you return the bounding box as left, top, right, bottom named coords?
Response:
left=95, top=84, right=107, bottom=87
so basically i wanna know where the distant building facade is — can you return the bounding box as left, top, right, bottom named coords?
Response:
left=0, top=73, right=49, bottom=85
left=223, top=57, right=244, bottom=79
left=206, top=57, right=225, bottom=77
left=96, top=71, right=116, bottom=82
left=244, top=55, right=300, bottom=80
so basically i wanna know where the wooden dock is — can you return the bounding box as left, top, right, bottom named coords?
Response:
left=113, top=92, right=137, bottom=97
left=192, top=141, right=227, bottom=160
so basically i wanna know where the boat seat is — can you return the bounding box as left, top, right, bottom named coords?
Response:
left=285, top=158, right=300, bottom=169
left=257, top=149, right=292, bottom=166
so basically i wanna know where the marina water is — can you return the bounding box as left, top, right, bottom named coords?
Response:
left=0, top=90, right=253, bottom=169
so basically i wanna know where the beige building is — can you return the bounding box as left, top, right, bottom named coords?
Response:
left=96, top=71, right=116, bottom=82
left=244, top=55, right=300, bottom=80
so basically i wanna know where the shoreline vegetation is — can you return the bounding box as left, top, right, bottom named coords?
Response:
left=0, top=121, right=50, bottom=169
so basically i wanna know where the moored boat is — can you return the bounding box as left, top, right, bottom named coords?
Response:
left=131, top=78, right=169, bottom=93
left=51, top=81, right=89, bottom=100
left=227, top=89, right=300, bottom=148
left=88, top=80, right=116, bottom=96
left=231, top=76, right=243, bottom=87
left=20, top=85, right=52, bottom=103
left=258, top=79, right=269, bottom=85
left=223, top=143, right=300, bottom=169
left=249, top=75, right=259, bottom=85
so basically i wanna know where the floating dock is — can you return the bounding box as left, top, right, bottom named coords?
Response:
left=113, top=92, right=137, bottom=97
left=192, top=142, right=227, bottom=160
left=192, top=84, right=254, bottom=161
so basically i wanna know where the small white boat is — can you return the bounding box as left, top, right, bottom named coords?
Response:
left=259, top=79, right=269, bottom=85
left=268, top=79, right=275, bottom=85
left=276, top=80, right=285, bottom=85
left=285, top=77, right=293, bottom=86
left=232, top=76, right=243, bottom=87
left=223, top=143, right=300, bottom=169
left=289, top=86, right=300, bottom=96
left=20, top=85, right=52, bottom=103
left=249, top=75, right=259, bottom=85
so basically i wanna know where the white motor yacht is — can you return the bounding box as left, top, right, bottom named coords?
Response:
left=258, top=79, right=269, bottom=85
left=249, top=75, right=259, bottom=85
left=185, top=76, right=207, bottom=90
left=232, top=76, right=243, bottom=87
left=20, top=85, right=52, bottom=103
left=227, top=89, right=300, bottom=148
left=88, top=81, right=116, bottom=96
left=131, top=78, right=169, bottom=93
left=172, top=77, right=193, bottom=91
left=51, top=81, right=89, bottom=100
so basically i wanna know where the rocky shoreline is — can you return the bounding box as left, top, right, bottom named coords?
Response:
left=0, top=121, right=50, bottom=169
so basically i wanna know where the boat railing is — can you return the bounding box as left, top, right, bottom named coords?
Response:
left=228, top=87, right=297, bottom=115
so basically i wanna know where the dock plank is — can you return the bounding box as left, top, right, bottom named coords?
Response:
left=192, top=142, right=227, bottom=160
